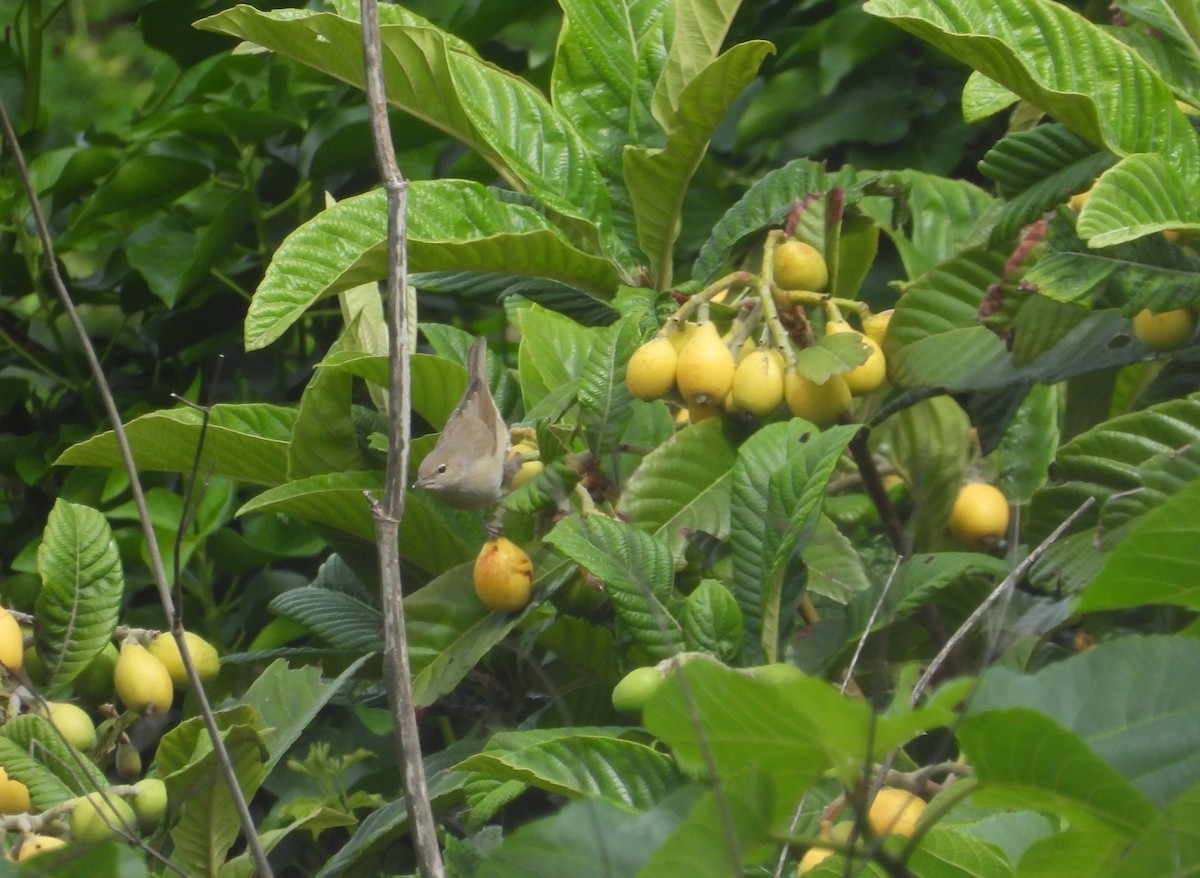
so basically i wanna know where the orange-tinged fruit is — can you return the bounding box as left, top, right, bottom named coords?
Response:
left=0, top=608, right=23, bottom=672
left=675, top=321, right=735, bottom=406
left=474, top=537, right=534, bottom=612
left=1132, top=307, right=1197, bottom=352
left=612, top=666, right=665, bottom=715
left=774, top=240, right=829, bottom=291
left=863, top=309, right=893, bottom=346
left=948, top=482, right=1010, bottom=550
left=826, top=322, right=886, bottom=396
left=114, top=642, right=174, bottom=716
left=148, top=631, right=220, bottom=689
left=45, top=702, right=97, bottom=751
left=625, top=335, right=679, bottom=401
left=69, top=792, right=136, bottom=842
left=0, top=766, right=31, bottom=814
left=17, top=834, right=68, bottom=861
left=784, top=371, right=851, bottom=427
left=867, top=788, right=925, bottom=838
left=732, top=349, right=785, bottom=416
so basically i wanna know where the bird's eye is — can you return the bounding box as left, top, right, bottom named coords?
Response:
left=437, top=464, right=447, bottom=474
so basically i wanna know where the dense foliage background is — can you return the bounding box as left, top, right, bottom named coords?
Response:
left=2, top=0, right=1199, bottom=876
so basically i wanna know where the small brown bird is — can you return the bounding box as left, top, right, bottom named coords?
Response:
left=413, top=337, right=509, bottom=509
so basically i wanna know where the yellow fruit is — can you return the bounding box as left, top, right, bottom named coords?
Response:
left=867, top=788, right=925, bottom=838
left=784, top=371, right=851, bottom=427
left=687, top=400, right=724, bottom=423
left=0, top=608, right=23, bottom=672
left=732, top=349, right=785, bottom=416
left=1132, top=307, right=1197, bottom=352
left=863, top=309, right=893, bottom=346
left=675, top=322, right=735, bottom=406
left=826, top=322, right=886, bottom=396
left=612, top=666, right=665, bottom=715
left=625, top=335, right=679, bottom=401
left=1067, top=185, right=1093, bottom=212
left=474, top=537, right=534, bottom=612
left=666, top=320, right=697, bottom=353
left=17, top=835, right=68, bottom=861
left=948, top=482, right=1010, bottom=550
left=130, top=778, right=168, bottom=831
left=0, top=766, right=31, bottom=814
left=796, top=846, right=834, bottom=874
left=774, top=240, right=829, bottom=291
left=69, top=792, right=137, bottom=842
left=113, top=642, right=174, bottom=716
left=45, top=702, right=97, bottom=751
left=511, top=459, right=545, bottom=489
left=148, top=631, right=220, bottom=689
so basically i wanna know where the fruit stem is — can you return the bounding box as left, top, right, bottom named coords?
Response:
left=668, top=271, right=752, bottom=329
left=758, top=232, right=800, bottom=367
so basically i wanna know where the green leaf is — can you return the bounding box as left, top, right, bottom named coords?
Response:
left=730, top=421, right=859, bottom=662
left=1115, top=1, right=1200, bottom=104
left=1111, top=777, right=1200, bottom=878
left=514, top=304, right=598, bottom=411
left=238, top=471, right=382, bottom=542
left=802, top=515, right=873, bottom=603
left=651, top=0, right=741, bottom=126
left=289, top=327, right=365, bottom=480
left=244, top=183, right=620, bottom=350
left=269, top=587, right=381, bottom=652
left=957, top=707, right=1157, bottom=836
left=56, top=404, right=296, bottom=487
left=456, top=728, right=680, bottom=810
left=972, top=635, right=1200, bottom=807
left=34, top=500, right=123, bottom=695
left=0, top=716, right=94, bottom=805
left=995, top=382, right=1058, bottom=503
left=545, top=514, right=683, bottom=660
left=158, top=705, right=268, bottom=877
left=196, top=10, right=620, bottom=259
left=1077, top=477, right=1200, bottom=611
left=862, top=0, right=1200, bottom=175
left=625, top=40, right=773, bottom=287
left=577, top=316, right=639, bottom=463
left=682, top=580, right=743, bottom=661
left=475, top=790, right=694, bottom=878
left=552, top=0, right=670, bottom=254
left=72, top=147, right=211, bottom=225
left=406, top=550, right=577, bottom=706
left=617, top=416, right=741, bottom=560
left=905, top=825, right=1017, bottom=878
left=793, top=332, right=871, bottom=383
left=239, top=656, right=373, bottom=777
left=1077, top=152, right=1200, bottom=247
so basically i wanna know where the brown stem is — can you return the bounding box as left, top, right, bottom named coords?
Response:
left=358, top=3, right=444, bottom=877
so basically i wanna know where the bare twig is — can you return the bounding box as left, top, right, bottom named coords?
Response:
left=910, top=497, right=1096, bottom=705
left=841, top=556, right=903, bottom=696
left=357, top=3, right=444, bottom=877
left=0, top=98, right=272, bottom=877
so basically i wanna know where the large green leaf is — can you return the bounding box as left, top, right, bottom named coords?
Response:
left=455, top=728, right=680, bottom=811
left=971, top=635, right=1200, bottom=807
left=515, top=304, right=598, bottom=411
left=1110, top=777, right=1200, bottom=878
left=196, top=9, right=619, bottom=258
left=0, top=735, right=74, bottom=812
left=1077, top=476, right=1200, bottom=611
left=729, top=421, right=859, bottom=662
left=1077, top=152, right=1200, bottom=247
left=34, top=500, right=124, bottom=695
left=625, top=40, right=772, bottom=287
left=0, top=715, right=99, bottom=803
left=243, top=183, right=621, bottom=350
left=958, top=708, right=1157, bottom=836
left=552, top=0, right=670, bottom=254
left=56, top=404, right=296, bottom=486
left=288, top=327, right=365, bottom=480
left=651, top=0, right=742, bottom=126
left=238, top=471, right=382, bottom=542
left=1115, top=0, right=1200, bottom=104
left=577, top=317, right=640, bottom=464
left=863, top=0, right=1200, bottom=174
left=545, top=514, right=684, bottom=660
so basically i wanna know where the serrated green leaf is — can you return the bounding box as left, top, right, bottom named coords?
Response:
left=456, top=728, right=680, bottom=810
left=289, top=326, right=364, bottom=480
left=268, top=587, right=382, bottom=652
left=34, top=501, right=123, bottom=695
left=625, top=40, right=772, bottom=287
left=682, top=580, right=742, bottom=661
left=545, top=514, right=683, bottom=660
left=577, top=317, right=639, bottom=462
left=651, top=0, right=741, bottom=126
left=515, top=304, right=597, bottom=411
left=1099, top=441, right=1200, bottom=546
left=958, top=707, right=1157, bottom=836
left=617, top=417, right=740, bottom=560
left=962, top=70, right=1019, bottom=121
left=1077, top=476, right=1200, bottom=611
left=237, top=471, right=382, bottom=542
left=243, top=183, right=621, bottom=350
left=1115, top=0, right=1200, bottom=103
left=730, top=422, right=859, bottom=663
left=56, top=404, right=296, bottom=487
left=802, top=515, right=873, bottom=604
left=995, top=382, right=1058, bottom=503
left=793, top=332, right=870, bottom=383
left=196, top=10, right=621, bottom=263
left=1077, top=152, right=1200, bottom=247
left=972, top=635, right=1200, bottom=807
left=0, top=716, right=95, bottom=805
left=863, top=0, right=1200, bottom=175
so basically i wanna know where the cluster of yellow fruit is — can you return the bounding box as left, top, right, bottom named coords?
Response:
left=797, top=788, right=927, bottom=874
left=625, top=239, right=892, bottom=428
left=0, top=611, right=220, bottom=857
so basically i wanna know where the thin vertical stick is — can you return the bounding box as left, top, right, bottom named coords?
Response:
left=357, top=3, right=444, bottom=877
